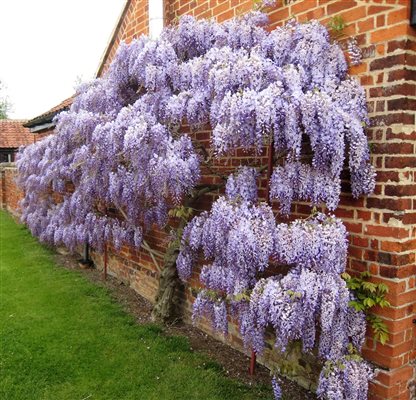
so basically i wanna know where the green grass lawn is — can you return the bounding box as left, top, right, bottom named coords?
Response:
left=0, top=211, right=272, bottom=400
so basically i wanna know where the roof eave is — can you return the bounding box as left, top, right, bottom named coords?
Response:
left=28, top=122, right=56, bottom=133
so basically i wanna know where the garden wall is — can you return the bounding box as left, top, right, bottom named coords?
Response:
left=0, top=164, right=21, bottom=216
left=2, top=1, right=415, bottom=399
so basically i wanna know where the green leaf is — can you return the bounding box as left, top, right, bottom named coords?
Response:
left=328, top=15, right=346, bottom=33
left=377, top=283, right=389, bottom=294
left=360, top=271, right=371, bottom=279
left=363, top=298, right=375, bottom=308
left=341, top=272, right=351, bottom=280
left=362, top=282, right=377, bottom=293
left=379, top=299, right=391, bottom=308
left=379, top=332, right=389, bottom=345
left=349, top=300, right=364, bottom=312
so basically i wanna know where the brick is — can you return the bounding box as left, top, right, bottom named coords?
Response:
left=365, top=224, right=410, bottom=238
left=212, top=1, right=230, bottom=16
left=402, top=213, right=416, bottom=224
left=369, top=54, right=407, bottom=71
left=386, top=129, right=416, bottom=141
left=357, top=17, right=374, bottom=33
left=376, top=43, right=385, bottom=56
left=385, top=185, right=416, bottom=197
left=383, top=212, right=411, bottom=225
left=360, top=75, right=373, bottom=85
left=387, top=8, right=409, bottom=26
left=368, top=5, right=395, bottom=15
left=5, top=2, right=416, bottom=400
left=356, top=210, right=371, bottom=221
left=361, top=44, right=376, bottom=59
left=381, top=239, right=416, bottom=253
left=376, top=14, right=385, bottom=28
left=407, top=38, right=416, bottom=52
left=387, top=39, right=408, bottom=53
left=374, top=171, right=400, bottom=184
left=367, top=197, right=413, bottom=212
left=371, top=142, right=414, bottom=154
left=376, top=72, right=383, bottom=84
left=268, top=7, right=289, bottom=25
left=235, top=1, right=253, bottom=16
left=363, top=348, right=405, bottom=369
left=303, top=6, right=325, bottom=20
left=385, top=157, right=416, bottom=169
left=343, top=221, right=362, bottom=234
left=371, top=24, right=412, bottom=44
left=388, top=98, right=416, bottom=111
left=371, top=112, right=415, bottom=127
left=350, top=259, right=367, bottom=272
left=376, top=339, right=415, bottom=358
left=291, top=0, right=317, bottom=15
left=376, top=365, right=414, bottom=387
left=217, top=9, right=234, bottom=22
left=352, top=236, right=369, bottom=247
left=373, top=304, right=413, bottom=321
left=394, top=289, right=416, bottom=307
left=380, top=264, right=416, bottom=279
left=349, top=62, right=367, bottom=75
left=333, top=207, right=354, bottom=219
left=339, top=5, right=366, bottom=23
left=327, top=0, right=356, bottom=14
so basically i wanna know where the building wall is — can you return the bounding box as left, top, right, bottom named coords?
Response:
left=4, top=1, right=415, bottom=399
left=34, top=128, right=55, bottom=141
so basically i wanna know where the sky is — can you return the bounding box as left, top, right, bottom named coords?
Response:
left=0, top=0, right=126, bottom=120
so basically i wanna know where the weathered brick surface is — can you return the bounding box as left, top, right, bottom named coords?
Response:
left=0, top=165, right=22, bottom=216
left=2, top=1, right=415, bottom=399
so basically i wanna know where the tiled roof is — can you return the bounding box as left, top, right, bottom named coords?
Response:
left=24, top=96, right=74, bottom=128
left=0, top=120, right=35, bottom=149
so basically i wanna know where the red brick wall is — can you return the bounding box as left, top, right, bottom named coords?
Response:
left=3, top=1, right=414, bottom=399
left=0, top=166, right=22, bottom=216
left=98, top=0, right=149, bottom=76
left=34, top=128, right=55, bottom=141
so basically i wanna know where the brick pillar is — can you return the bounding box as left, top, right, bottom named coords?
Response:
left=360, top=16, right=416, bottom=400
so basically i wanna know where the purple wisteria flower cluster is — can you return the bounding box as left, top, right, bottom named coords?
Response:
left=317, top=355, right=375, bottom=400
left=17, top=9, right=374, bottom=251
left=177, top=168, right=275, bottom=292
left=178, top=170, right=373, bottom=399
left=347, top=37, right=363, bottom=66
left=16, top=5, right=377, bottom=399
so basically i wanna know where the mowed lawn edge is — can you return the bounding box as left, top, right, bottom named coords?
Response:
left=0, top=211, right=272, bottom=400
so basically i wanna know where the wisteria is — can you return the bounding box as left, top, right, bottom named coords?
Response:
left=270, top=161, right=341, bottom=214
left=16, top=4, right=377, bottom=399
left=317, top=355, right=375, bottom=400
left=17, top=8, right=374, bottom=250
left=179, top=171, right=373, bottom=399
left=347, top=37, right=363, bottom=66
left=177, top=168, right=276, bottom=294
left=272, top=376, right=282, bottom=400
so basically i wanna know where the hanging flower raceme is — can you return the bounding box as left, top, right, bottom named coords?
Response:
left=178, top=169, right=373, bottom=399
left=317, top=354, right=375, bottom=400
left=177, top=167, right=275, bottom=295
